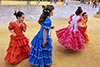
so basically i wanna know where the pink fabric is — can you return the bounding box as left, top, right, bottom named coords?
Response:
left=70, top=14, right=75, bottom=20
left=68, top=14, right=75, bottom=24
left=77, top=17, right=84, bottom=23
left=56, top=16, right=87, bottom=50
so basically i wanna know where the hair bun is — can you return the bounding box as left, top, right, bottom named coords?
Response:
left=14, top=11, right=17, bottom=16
left=14, top=10, right=20, bottom=16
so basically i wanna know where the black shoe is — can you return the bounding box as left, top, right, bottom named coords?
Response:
left=44, top=65, right=51, bottom=67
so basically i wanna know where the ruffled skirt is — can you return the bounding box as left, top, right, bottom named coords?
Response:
left=84, top=29, right=90, bottom=41
left=56, top=26, right=87, bottom=50
left=4, top=34, right=30, bottom=63
left=28, top=36, right=53, bottom=67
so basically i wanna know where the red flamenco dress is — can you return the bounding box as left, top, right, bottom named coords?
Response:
left=56, top=15, right=87, bottom=50
left=4, top=22, right=30, bottom=63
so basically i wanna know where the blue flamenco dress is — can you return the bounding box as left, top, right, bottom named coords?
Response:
left=28, top=17, right=53, bottom=67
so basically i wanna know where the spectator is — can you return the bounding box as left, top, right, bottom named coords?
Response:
left=92, top=0, right=97, bottom=8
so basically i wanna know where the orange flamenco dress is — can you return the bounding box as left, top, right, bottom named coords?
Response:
left=82, top=18, right=90, bottom=42
left=4, top=22, right=30, bottom=63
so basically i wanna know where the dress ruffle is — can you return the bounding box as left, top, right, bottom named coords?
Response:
left=56, top=26, right=87, bottom=50
left=43, top=18, right=52, bottom=30
left=9, top=34, right=29, bottom=47
left=28, top=36, right=53, bottom=67
left=4, top=34, right=30, bottom=63
left=84, top=29, right=90, bottom=41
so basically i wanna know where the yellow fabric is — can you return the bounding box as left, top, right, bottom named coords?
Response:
left=82, top=18, right=90, bottom=42
left=82, top=18, right=88, bottom=25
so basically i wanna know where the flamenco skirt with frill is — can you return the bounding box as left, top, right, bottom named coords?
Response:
left=84, top=29, right=90, bottom=42
left=28, top=35, right=53, bottom=67
left=56, top=26, right=87, bottom=50
left=4, top=34, right=30, bottom=63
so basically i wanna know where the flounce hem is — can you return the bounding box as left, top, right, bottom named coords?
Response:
left=56, top=26, right=86, bottom=50
left=4, top=52, right=30, bottom=63
left=28, top=35, right=53, bottom=66
left=29, top=47, right=52, bottom=59
left=4, top=34, right=30, bottom=63
left=30, top=36, right=53, bottom=51
left=28, top=55, right=52, bottom=67
left=29, top=37, right=53, bottom=59
left=9, top=34, right=29, bottom=47
left=84, top=29, right=90, bottom=41
left=28, top=62, right=52, bottom=67
left=6, top=44, right=30, bottom=55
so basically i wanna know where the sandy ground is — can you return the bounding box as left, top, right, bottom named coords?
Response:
left=0, top=16, right=100, bottom=67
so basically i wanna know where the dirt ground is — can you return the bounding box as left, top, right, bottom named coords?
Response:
left=0, top=16, right=100, bottom=67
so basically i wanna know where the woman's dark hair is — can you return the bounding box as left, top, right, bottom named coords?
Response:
left=14, top=11, right=24, bottom=19
left=38, top=5, right=54, bottom=24
left=82, top=12, right=86, bottom=16
left=75, top=7, right=83, bottom=15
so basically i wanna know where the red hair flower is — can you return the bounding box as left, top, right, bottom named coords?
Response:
left=18, top=10, right=20, bottom=12
left=78, top=6, right=81, bottom=8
